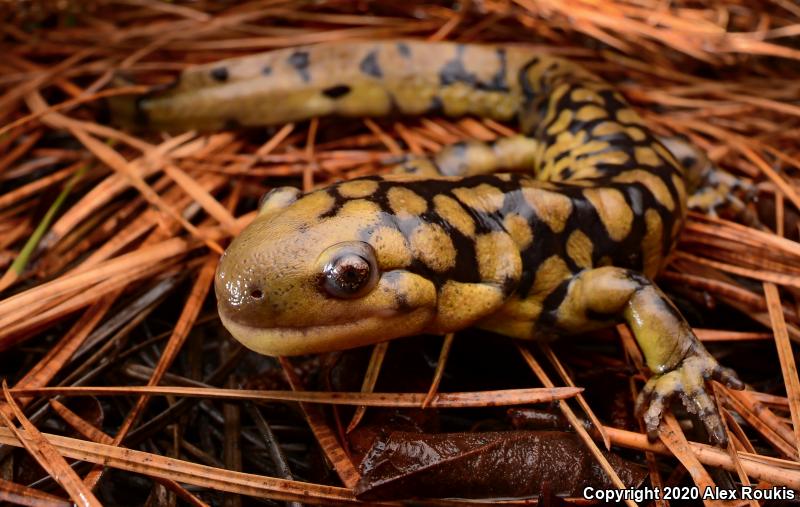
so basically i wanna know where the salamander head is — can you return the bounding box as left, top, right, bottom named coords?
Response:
left=215, top=184, right=438, bottom=356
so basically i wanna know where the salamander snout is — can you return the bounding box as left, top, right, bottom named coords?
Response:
left=214, top=249, right=273, bottom=328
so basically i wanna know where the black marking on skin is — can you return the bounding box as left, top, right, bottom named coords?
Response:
left=262, top=66, right=272, bottom=75
left=537, top=61, right=563, bottom=92
left=501, top=275, right=518, bottom=297
left=479, top=48, right=510, bottom=92
left=397, top=42, right=411, bottom=58
left=210, top=67, right=229, bottom=82
left=359, top=50, right=382, bottom=78
left=585, top=308, right=621, bottom=323
left=288, top=51, right=311, bottom=82
left=514, top=221, right=562, bottom=298
left=395, top=293, right=412, bottom=312
left=537, top=278, right=573, bottom=330
left=428, top=96, right=445, bottom=116
left=372, top=177, right=511, bottom=287
left=317, top=187, right=342, bottom=219
left=322, top=85, right=352, bottom=99
left=440, top=45, right=477, bottom=87
left=517, top=57, right=541, bottom=100
left=598, top=89, right=627, bottom=119
left=624, top=270, right=651, bottom=287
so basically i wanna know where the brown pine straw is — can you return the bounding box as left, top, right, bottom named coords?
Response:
left=0, top=426, right=363, bottom=505
left=422, top=332, right=455, bottom=408
left=0, top=477, right=71, bottom=507
left=539, top=343, right=612, bottom=450
left=8, top=385, right=582, bottom=408
left=764, top=282, right=800, bottom=457
left=48, top=400, right=210, bottom=507
left=0, top=382, right=102, bottom=507
left=346, top=340, right=389, bottom=433
left=1, top=0, right=800, bottom=503
left=278, top=356, right=362, bottom=489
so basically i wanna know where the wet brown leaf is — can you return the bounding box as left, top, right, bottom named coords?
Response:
left=355, top=430, right=646, bottom=500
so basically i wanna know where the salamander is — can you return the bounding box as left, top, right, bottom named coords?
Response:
left=118, top=41, right=743, bottom=443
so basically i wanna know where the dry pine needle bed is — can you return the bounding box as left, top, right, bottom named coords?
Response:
left=1, top=0, right=800, bottom=505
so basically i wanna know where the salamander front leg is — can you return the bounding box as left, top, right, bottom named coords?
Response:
left=552, top=266, right=743, bottom=444
left=390, top=135, right=541, bottom=177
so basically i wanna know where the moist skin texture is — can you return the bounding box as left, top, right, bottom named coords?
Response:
left=123, top=41, right=743, bottom=443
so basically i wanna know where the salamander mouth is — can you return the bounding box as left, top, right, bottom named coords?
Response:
left=218, top=308, right=434, bottom=356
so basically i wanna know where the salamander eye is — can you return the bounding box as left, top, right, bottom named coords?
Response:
left=318, top=242, right=379, bottom=299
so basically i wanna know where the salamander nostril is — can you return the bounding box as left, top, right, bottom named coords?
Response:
left=250, top=289, right=264, bottom=300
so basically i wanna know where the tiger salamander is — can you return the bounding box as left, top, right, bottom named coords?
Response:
left=122, top=41, right=743, bottom=443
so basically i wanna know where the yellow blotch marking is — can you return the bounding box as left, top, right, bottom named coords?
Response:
left=478, top=291, right=548, bottom=339
left=295, top=190, right=335, bottom=218
left=614, top=169, right=675, bottom=211
left=616, top=108, right=643, bottom=125
left=503, top=213, right=533, bottom=250
left=634, top=146, right=661, bottom=167
left=336, top=82, right=394, bottom=117
left=387, top=186, right=427, bottom=217
left=583, top=187, right=633, bottom=241
left=626, top=126, right=646, bottom=142
left=452, top=184, right=505, bottom=214
left=439, top=82, right=477, bottom=117
left=530, top=82, right=571, bottom=133
left=369, top=226, right=412, bottom=269
left=592, top=121, right=625, bottom=137
left=392, top=83, right=439, bottom=116
left=547, top=156, right=573, bottom=179
left=521, top=187, right=573, bottom=233
left=475, top=232, right=522, bottom=284
left=543, top=130, right=586, bottom=167
left=642, top=209, right=663, bottom=277
left=571, top=87, right=603, bottom=104
left=462, top=45, right=506, bottom=89
left=532, top=255, right=571, bottom=296
left=566, top=229, right=593, bottom=269
left=546, top=109, right=574, bottom=136
left=435, top=281, right=504, bottom=331
left=570, top=140, right=611, bottom=158
left=337, top=198, right=382, bottom=218
left=576, top=105, right=608, bottom=122
left=338, top=179, right=378, bottom=198
left=433, top=195, right=475, bottom=237
left=581, top=150, right=630, bottom=167
left=409, top=223, right=456, bottom=272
